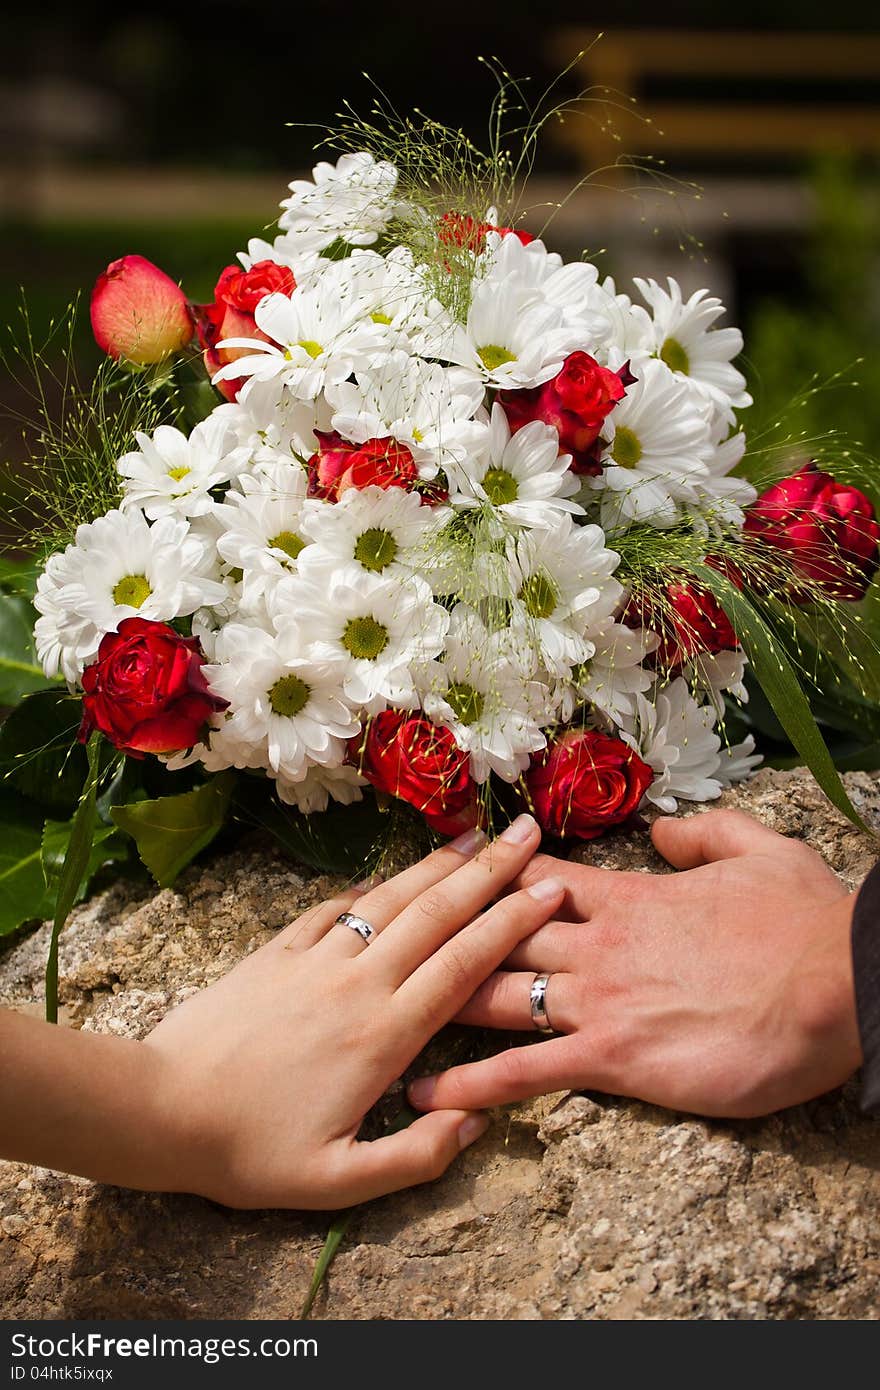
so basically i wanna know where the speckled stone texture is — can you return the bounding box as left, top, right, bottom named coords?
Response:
left=2, top=766, right=879, bottom=1320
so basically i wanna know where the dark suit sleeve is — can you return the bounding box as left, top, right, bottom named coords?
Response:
left=852, top=861, right=880, bottom=1114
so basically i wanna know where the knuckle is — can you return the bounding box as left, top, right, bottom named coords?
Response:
left=414, top=889, right=451, bottom=924
left=435, top=938, right=474, bottom=992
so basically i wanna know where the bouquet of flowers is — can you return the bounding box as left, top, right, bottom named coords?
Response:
left=6, top=97, right=879, bottom=996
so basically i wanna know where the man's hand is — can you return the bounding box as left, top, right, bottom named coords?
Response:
left=408, top=810, right=863, bottom=1119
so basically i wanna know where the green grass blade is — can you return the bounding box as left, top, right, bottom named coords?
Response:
left=300, top=1209, right=356, bottom=1320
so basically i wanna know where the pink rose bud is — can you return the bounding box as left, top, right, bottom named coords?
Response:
left=90, top=255, right=195, bottom=364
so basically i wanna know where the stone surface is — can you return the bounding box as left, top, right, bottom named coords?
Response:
left=2, top=767, right=880, bottom=1320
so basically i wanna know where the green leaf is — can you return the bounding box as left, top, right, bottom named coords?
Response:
left=232, top=777, right=388, bottom=875
left=0, top=554, right=41, bottom=598
left=0, top=690, right=88, bottom=817
left=699, top=565, right=875, bottom=836
left=110, top=772, right=235, bottom=887
left=46, top=734, right=102, bottom=1022
left=301, top=1210, right=356, bottom=1320
left=0, top=593, right=55, bottom=705
left=0, top=790, right=58, bottom=935
left=41, top=819, right=128, bottom=892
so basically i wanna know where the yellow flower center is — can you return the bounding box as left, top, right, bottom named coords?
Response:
left=659, top=336, right=690, bottom=375
left=445, top=681, right=484, bottom=725
left=478, top=344, right=517, bottom=372
left=167, top=466, right=191, bottom=482
left=354, top=528, right=398, bottom=573
left=519, top=570, right=559, bottom=619
left=269, top=674, right=311, bottom=717
left=112, top=574, right=152, bottom=608
left=482, top=467, right=519, bottom=505
left=371, top=311, right=393, bottom=325
left=269, top=530, right=307, bottom=563
left=342, top=616, right=389, bottom=660
left=611, top=426, right=643, bottom=469
left=297, top=339, right=323, bottom=359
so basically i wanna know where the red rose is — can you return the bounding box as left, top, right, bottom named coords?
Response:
left=351, top=711, right=478, bottom=835
left=626, top=580, right=739, bottom=672
left=211, top=260, right=296, bottom=315
left=308, top=432, right=421, bottom=501
left=78, top=618, right=227, bottom=757
left=500, top=353, right=634, bottom=475
left=526, top=729, right=654, bottom=841
left=198, top=261, right=294, bottom=403
left=91, top=255, right=194, bottom=365
left=743, top=463, right=880, bottom=602
left=438, top=212, right=535, bottom=252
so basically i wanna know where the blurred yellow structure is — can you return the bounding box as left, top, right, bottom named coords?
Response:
left=551, top=30, right=880, bottom=168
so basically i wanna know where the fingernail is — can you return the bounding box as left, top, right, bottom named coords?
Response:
left=408, top=1076, right=437, bottom=1107
left=448, top=826, right=486, bottom=855
left=458, top=1114, right=490, bottom=1150
left=500, top=813, right=538, bottom=844
left=527, top=874, right=564, bottom=901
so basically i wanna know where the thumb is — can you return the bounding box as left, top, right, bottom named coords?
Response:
left=329, top=1110, right=489, bottom=1205
left=651, top=808, right=784, bottom=869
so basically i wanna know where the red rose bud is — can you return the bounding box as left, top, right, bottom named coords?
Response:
left=307, top=432, right=421, bottom=501
left=211, top=260, right=296, bottom=315
left=627, top=580, right=739, bottom=672
left=91, top=255, right=194, bottom=365
left=743, top=463, right=880, bottom=603
left=78, top=618, right=227, bottom=757
left=438, top=212, right=535, bottom=252
left=526, top=729, right=654, bottom=841
left=500, top=352, right=633, bottom=476
left=351, top=711, right=479, bottom=836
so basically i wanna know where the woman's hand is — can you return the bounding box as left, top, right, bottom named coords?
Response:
left=138, top=812, right=561, bottom=1207
left=407, top=810, right=863, bottom=1119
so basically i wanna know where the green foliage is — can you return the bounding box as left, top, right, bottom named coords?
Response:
left=111, top=772, right=235, bottom=887
left=232, top=776, right=391, bottom=876
left=0, top=690, right=91, bottom=818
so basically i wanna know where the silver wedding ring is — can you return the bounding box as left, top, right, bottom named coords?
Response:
left=336, top=911, right=376, bottom=945
left=529, top=972, right=555, bottom=1034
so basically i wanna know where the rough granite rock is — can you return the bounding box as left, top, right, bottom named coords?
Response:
left=2, top=766, right=879, bottom=1321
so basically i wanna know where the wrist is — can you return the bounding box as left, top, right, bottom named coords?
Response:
left=791, top=890, right=863, bottom=1082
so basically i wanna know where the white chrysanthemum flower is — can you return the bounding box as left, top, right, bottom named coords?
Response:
left=201, top=622, right=359, bottom=780
left=633, top=276, right=752, bottom=424
left=582, top=274, right=654, bottom=356
left=211, top=389, right=331, bottom=468
left=419, top=604, right=546, bottom=783
left=214, top=272, right=387, bottom=401
left=271, top=566, right=448, bottom=714
left=214, top=460, right=321, bottom=608
left=274, top=760, right=367, bottom=813
left=329, top=247, right=450, bottom=355
left=690, top=647, right=749, bottom=715
left=715, top=734, right=762, bottom=786
left=558, top=620, right=657, bottom=723
left=438, top=237, right=592, bottom=389
left=687, top=427, right=757, bottom=534
left=590, top=355, right=713, bottom=530
left=479, top=514, right=621, bottom=677
left=449, top=403, right=581, bottom=527
left=34, top=509, right=225, bottom=683
left=479, top=231, right=606, bottom=338
left=327, top=352, right=487, bottom=478
left=276, top=152, right=399, bottom=256
left=118, top=416, right=248, bottom=520
left=299, top=485, right=442, bottom=579
left=620, top=678, right=723, bottom=812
